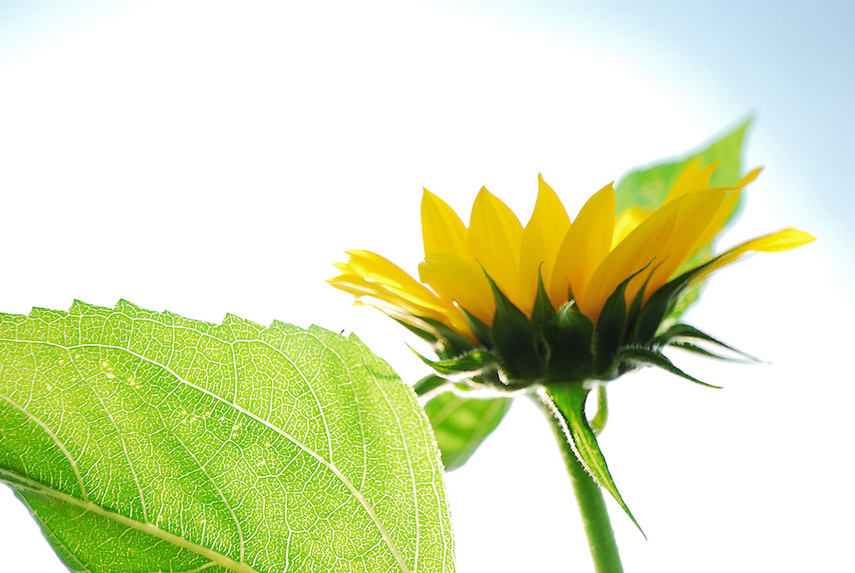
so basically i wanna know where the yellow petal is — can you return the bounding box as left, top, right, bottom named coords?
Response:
left=329, top=256, right=475, bottom=341
left=663, top=158, right=719, bottom=204
left=344, top=250, right=443, bottom=310
left=421, top=189, right=469, bottom=258
left=467, top=187, right=525, bottom=309
left=687, top=168, right=763, bottom=256
left=612, top=206, right=647, bottom=249
left=582, top=197, right=681, bottom=322
left=518, top=175, right=571, bottom=315
left=327, top=273, right=449, bottom=327
left=550, top=183, right=616, bottom=311
left=641, top=188, right=729, bottom=300
left=694, top=228, right=816, bottom=281
left=419, top=253, right=495, bottom=326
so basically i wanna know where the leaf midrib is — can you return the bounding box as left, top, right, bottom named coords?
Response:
left=0, top=468, right=258, bottom=573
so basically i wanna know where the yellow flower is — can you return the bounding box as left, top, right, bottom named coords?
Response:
left=330, top=161, right=813, bottom=386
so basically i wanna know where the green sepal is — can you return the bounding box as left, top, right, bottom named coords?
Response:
left=415, top=348, right=503, bottom=382
left=483, top=272, right=544, bottom=381
left=653, top=323, right=759, bottom=362
left=594, top=282, right=629, bottom=374
left=547, top=385, right=644, bottom=535
left=531, top=268, right=557, bottom=325
left=460, top=307, right=493, bottom=348
left=424, top=393, right=512, bottom=471
left=542, top=304, right=594, bottom=383
left=616, top=347, right=722, bottom=389
left=420, top=316, right=477, bottom=357
left=624, top=263, right=660, bottom=346
left=633, top=254, right=723, bottom=344
left=670, top=342, right=744, bottom=362
left=589, top=385, right=608, bottom=436
left=665, top=246, right=711, bottom=323
left=394, top=317, right=439, bottom=345
left=594, top=263, right=651, bottom=375
left=393, top=315, right=475, bottom=359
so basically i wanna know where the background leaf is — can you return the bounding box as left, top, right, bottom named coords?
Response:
left=615, top=119, right=751, bottom=324
left=423, top=395, right=511, bottom=472
left=0, top=301, right=454, bottom=573
left=614, top=119, right=751, bottom=214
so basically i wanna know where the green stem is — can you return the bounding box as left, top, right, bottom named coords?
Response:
left=536, top=392, right=624, bottom=573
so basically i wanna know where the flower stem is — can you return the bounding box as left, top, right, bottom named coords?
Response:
left=536, top=392, right=624, bottom=573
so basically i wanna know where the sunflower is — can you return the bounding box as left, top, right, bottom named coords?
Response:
left=330, top=160, right=813, bottom=389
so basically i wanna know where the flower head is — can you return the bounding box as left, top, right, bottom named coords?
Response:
left=330, top=161, right=814, bottom=390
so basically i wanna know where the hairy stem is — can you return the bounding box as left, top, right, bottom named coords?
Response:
left=536, top=391, right=624, bottom=573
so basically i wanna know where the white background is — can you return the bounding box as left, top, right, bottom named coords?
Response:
left=1, top=1, right=853, bottom=571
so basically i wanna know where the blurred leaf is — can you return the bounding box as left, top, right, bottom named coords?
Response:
left=615, top=118, right=751, bottom=214
left=0, top=301, right=454, bottom=573
left=413, top=373, right=449, bottom=396
left=424, top=394, right=511, bottom=471
left=589, top=385, right=608, bottom=436
left=616, top=120, right=753, bottom=324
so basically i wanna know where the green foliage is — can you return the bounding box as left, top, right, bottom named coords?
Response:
left=546, top=385, right=643, bottom=535
left=615, top=119, right=751, bottom=325
left=423, top=394, right=511, bottom=472
left=0, top=301, right=454, bottom=573
left=615, top=118, right=751, bottom=214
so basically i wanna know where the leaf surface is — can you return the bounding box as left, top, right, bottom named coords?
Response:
left=614, top=121, right=750, bottom=324
left=614, top=119, right=750, bottom=214
left=423, top=394, right=510, bottom=472
left=0, top=301, right=454, bottom=573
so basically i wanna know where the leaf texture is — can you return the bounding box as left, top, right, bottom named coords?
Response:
left=423, top=394, right=510, bottom=472
left=0, top=301, right=454, bottom=573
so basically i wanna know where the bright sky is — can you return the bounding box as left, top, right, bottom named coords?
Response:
left=0, top=1, right=852, bottom=572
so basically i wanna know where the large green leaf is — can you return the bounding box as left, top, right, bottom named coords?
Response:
left=0, top=301, right=454, bottom=573
left=423, top=394, right=511, bottom=472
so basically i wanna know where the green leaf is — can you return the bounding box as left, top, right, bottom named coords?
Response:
left=423, top=394, right=511, bottom=472
left=615, top=118, right=751, bottom=214
left=547, top=385, right=643, bottom=535
left=413, top=373, right=449, bottom=397
left=589, top=385, right=608, bottom=436
left=0, top=301, right=454, bottom=573
left=615, top=121, right=752, bottom=327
